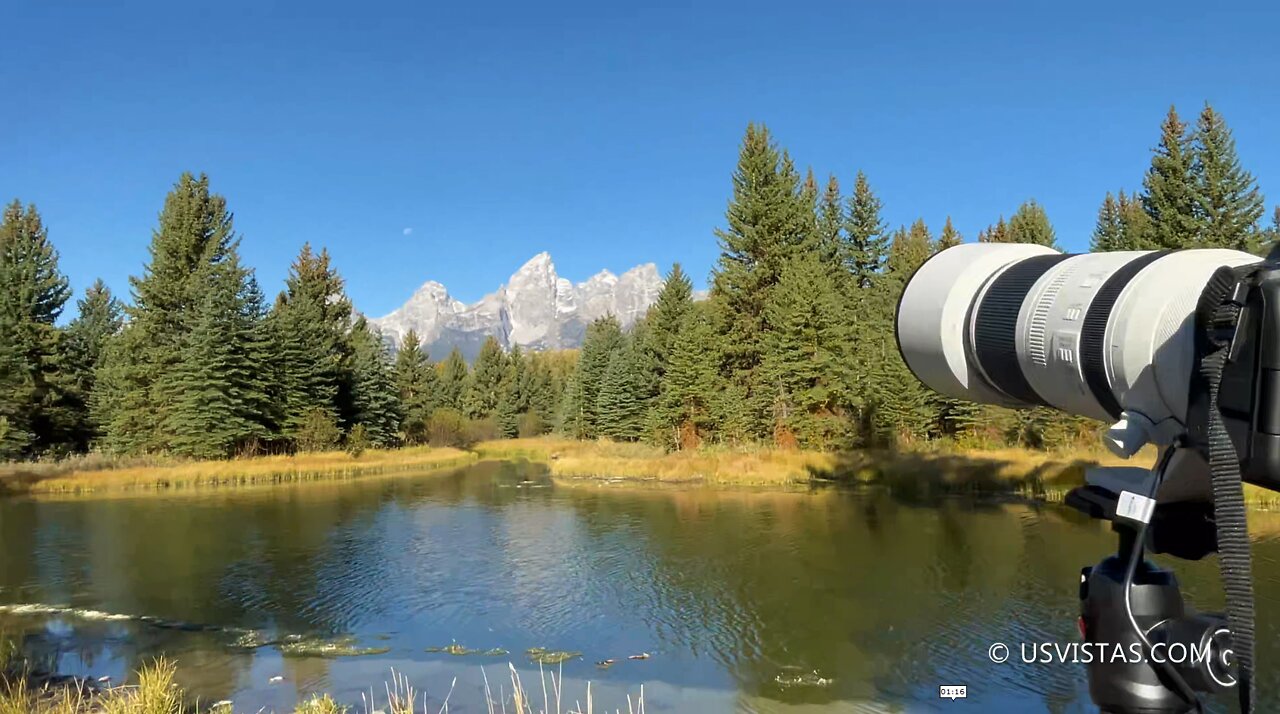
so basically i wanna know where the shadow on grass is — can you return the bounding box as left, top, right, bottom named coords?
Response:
left=0, top=470, right=44, bottom=497
left=805, top=448, right=1101, bottom=505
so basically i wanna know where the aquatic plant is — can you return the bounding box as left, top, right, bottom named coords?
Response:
left=278, top=635, right=390, bottom=658
left=524, top=647, right=583, bottom=666
left=424, top=644, right=508, bottom=657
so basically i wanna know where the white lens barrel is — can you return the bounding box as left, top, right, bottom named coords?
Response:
left=896, top=244, right=1260, bottom=432
left=1106, top=250, right=1259, bottom=427
left=1013, top=251, right=1154, bottom=421
left=896, top=243, right=1059, bottom=406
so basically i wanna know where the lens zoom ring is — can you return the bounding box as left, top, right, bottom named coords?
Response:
left=1079, top=251, right=1172, bottom=420
left=973, top=254, right=1072, bottom=406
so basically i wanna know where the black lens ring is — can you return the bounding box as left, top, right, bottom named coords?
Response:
left=1080, top=251, right=1174, bottom=420
left=972, top=254, right=1073, bottom=406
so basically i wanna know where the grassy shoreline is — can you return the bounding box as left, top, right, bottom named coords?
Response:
left=0, top=650, right=639, bottom=714
left=475, top=437, right=1280, bottom=508
left=0, top=446, right=477, bottom=497
left=7, top=436, right=1280, bottom=508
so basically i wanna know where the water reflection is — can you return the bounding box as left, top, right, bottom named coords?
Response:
left=1, top=460, right=1279, bottom=712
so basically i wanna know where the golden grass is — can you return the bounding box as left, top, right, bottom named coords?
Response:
left=477, top=438, right=831, bottom=486
left=1, top=447, right=477, bottom=497
left=476, top=437, right=1168, bottom=500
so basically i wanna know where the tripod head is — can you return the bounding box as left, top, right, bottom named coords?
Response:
left=1066, top=447, right=1238, bottom=713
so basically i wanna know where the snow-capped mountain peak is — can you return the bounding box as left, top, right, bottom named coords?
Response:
left=370, top=254, right=664, bottom=359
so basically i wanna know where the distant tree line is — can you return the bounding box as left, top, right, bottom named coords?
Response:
left=555, top=102, right=1277, bottom=451
left=0, top=103, right=1273, bottom=461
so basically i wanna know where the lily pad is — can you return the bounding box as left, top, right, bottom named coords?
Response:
left=774, top=668, right=833, bottom=688
left=279, top=635, right=390, bottom=658
left=525, top=647, right=582, bottom=665
left=425, top=644, right=509, bottom=657
left=227, top=630, right=277, bottom=650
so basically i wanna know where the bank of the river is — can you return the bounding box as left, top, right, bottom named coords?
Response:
left=0, top=446, right=477, bottom=497
left=475, top=437, right=1280, bottom=507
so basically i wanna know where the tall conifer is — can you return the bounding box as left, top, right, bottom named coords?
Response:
left=64, top=280, right=125, bottom=449
left=269, top=244, right=353, bottom=439
left=1007, top=200, right=1058, bottom=248
left=1142, top=106, right=1202, bottom=249
left=438, top=348, right=469, bottom=411
left=935, top=216, right=962, bottom=251
left=463, top=336, right=507, bottom=419
left=347, top=318, right=401, bottom=447
left=395, top=330, right=439, bottom=443
left=0, top=201, right=73, bottom=456
left=1194, top=103, right=1265, bottom=252
left=96, top=173, right=241, bottom=454
left=844, top=171, right=888, bottom=289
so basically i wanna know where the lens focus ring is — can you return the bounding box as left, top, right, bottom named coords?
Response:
left=972, top=254, right=1072, bottom=406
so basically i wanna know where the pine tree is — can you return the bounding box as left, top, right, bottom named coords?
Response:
left=161, top=254, right=275, bottom=458
left=438, top=348, right=469, bottom=411
left=1093, top=192, right=1153, bottom=252
left=521, top=352, right=560, bottom=431
left=1007, top=200, right=1058, bottom=248
left=844, top=171, right=889, bottom=289
left=463, top=336, right=507, bottom=419
left=652, top=302, right=721, bottom=449
left=886, top=221, right=933, bottom=276
left=709, top=124, right=814, bottom=439
left=95, top=173, right=242, bottom=454
left=801, top=168, right=819, bottom=236
left=567, top=316, right=624, bottom=438
left=347, top=318, right=401, bottom=447
left=648, top=263, right=693, bottom=369
left=0, top=200, right=75, bottom=456
left=1142, top=106, right=1202, bottom=249
left=935, top=216, right=962, bottom=251
left=628, top=317, right=662, bottom=436
left=505, top=345, right=528, bottom=413
left=1194, top=103, right=1265, bottom=252
left=495, top=390, right=519, bottom=439
left=816, top=175, right=843, bottom=269
left=597, top=343, right=644, bottom=441
left=268, top=244, right=353, bottom=440
left=635, top=264, right=695, bottom=441
left=1091, top=193, right=1124, bottom=251
left=64, top=280, right=125, bottom=449
left=394, top=330, right=439, bottom=444
left=870, top=223, right=936, bottom=444
left=1116, top=190, right=1153, bottom=249
left=977, top=216, right=1010, bottom=243
left=761, top=253, right=853, bottom=449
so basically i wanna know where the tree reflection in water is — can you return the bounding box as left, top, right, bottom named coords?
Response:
left=2, top=460, right=1279, bottom=713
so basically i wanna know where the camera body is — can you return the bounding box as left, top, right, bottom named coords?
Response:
left=1199, top=264, right=1280, bottom=491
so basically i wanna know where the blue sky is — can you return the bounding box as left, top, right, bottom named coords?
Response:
left=4, top=1, right=1279, bottom=317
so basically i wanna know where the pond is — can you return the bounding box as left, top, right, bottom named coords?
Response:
left=2, top=460, right=1280, bottom=713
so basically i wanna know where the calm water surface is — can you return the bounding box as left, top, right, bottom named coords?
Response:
left=4, top=460, right=1280, bottom=713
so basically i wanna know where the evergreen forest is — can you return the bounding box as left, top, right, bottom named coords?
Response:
left=1, top=104, right=1274, bottom=461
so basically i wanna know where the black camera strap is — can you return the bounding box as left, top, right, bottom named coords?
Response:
left=1193, top=264, right=1258, bottom=714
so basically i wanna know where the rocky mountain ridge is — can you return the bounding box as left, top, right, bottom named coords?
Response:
left=369, top=252, right=664, bottom=359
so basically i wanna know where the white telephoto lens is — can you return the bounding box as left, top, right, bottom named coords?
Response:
left=896, top=244, right=1260, bottom=436
left=896, top=242, right=1060, bottom=407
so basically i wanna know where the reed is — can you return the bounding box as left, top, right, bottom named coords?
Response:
left=1, top=651, right=643, bottom=714
left=1, top=447, right=477, bottom=496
